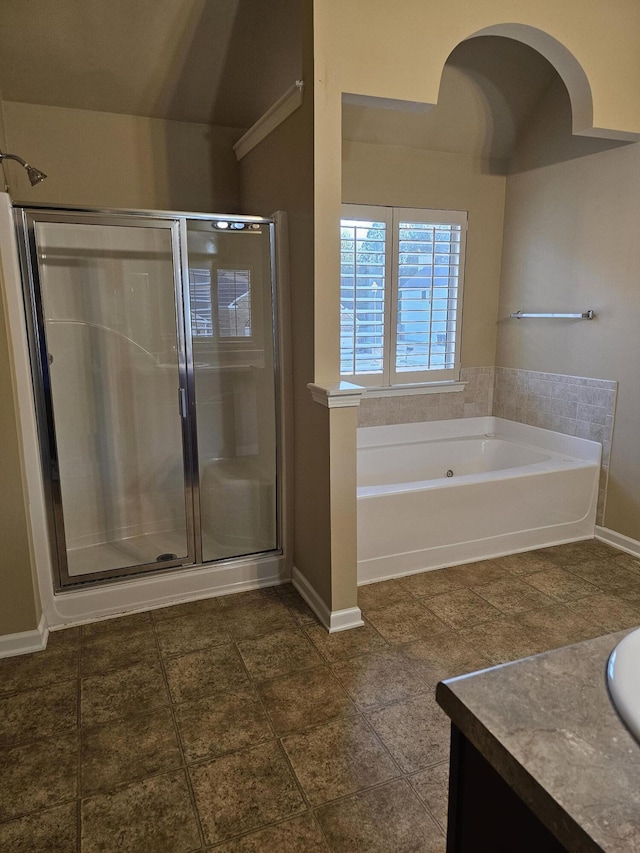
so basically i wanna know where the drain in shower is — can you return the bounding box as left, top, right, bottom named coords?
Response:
left=156, top=553, right=178, bottom=562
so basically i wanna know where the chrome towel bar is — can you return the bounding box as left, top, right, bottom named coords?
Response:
left=510, top=310, right=594, bottom=320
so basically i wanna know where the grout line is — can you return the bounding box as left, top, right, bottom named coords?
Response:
left=150, top=614, right=208, bottom=852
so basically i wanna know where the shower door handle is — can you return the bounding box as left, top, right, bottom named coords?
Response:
left=178, top=388, right=188, bottom=418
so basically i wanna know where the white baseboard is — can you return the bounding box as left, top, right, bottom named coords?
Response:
left=291, top=566, right=364, bottom=633
left=596, top=526, right=640, bottom=557
left=0, top=613, right=48, bottom=658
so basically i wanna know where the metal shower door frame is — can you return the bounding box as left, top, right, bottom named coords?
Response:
left=16, top=207, right=198, bottom=589
left=178, top=215, right=282, bottom=569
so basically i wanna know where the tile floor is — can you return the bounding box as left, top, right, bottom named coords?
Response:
left=2, top=539, right=640, bottom=851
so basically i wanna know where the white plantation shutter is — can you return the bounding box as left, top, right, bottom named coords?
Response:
left=340, top=205, right=392, bottom=384
left=340, top=205, right=467, bottom=386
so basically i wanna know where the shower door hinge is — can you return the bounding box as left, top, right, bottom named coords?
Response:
left=179, top=388, right=188, bottom=418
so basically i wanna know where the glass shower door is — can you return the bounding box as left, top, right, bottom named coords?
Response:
left=186, top=219, right=278, bottom=562
left=28, top=215, right=193, bottom=583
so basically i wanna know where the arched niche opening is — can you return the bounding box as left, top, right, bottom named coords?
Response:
left=342, top=34, right=630, bottom=179
left=340, top=32, right=632, bottom=427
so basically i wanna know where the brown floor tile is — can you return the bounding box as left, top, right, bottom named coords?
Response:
left=189, top=741, right=305, bottom=845
left=236, top=627, right=323, bottom=680
left=357, top=577, right=413, bottom=610
left=365, top=600, right=449, bottom=644
left=423, top=588, right=502, bottom=629
left=609, top=551, right=640, bottom=573
left=409, top=762, right=450, bottom=830
left=472, top=577, right=555, bottom=615
left=217, top=587, right=281, bottom=609
left=154, top=609, right=230, bottom=657
left=47, top=626, right=82, bottom=647
left=315, top=778, right=445, bottom=852
left=0, top=680, right=77, bottom=748
left=222, top=599, right=297, bottom=640
left=81, top=707, right=182, bottom=795
left=256, top=666, right=357, bottom=735
left=441, top=560, right=511, bottom=586
left=0, top=635, right=79, bottom=697
left=563, top=540, right=619, bottom=562
left=164, top=643, right=249, bottom=704
left=524, top=568, right=598, bottom=602
left=366, top=693, right=450, bottom=773
left=399, top=569, right=465, bottom=598
left=81, top=660, right=168, bottom=726
left=0, top=732, right=78, bottom=821
left=278, top=588, right=320, bottom=626
left=0, top=801, right=78, bottom=853
left=81, top=770, right=200, bottom=853
left=80, top=628, right=158, bottom=676
left=493, top=551, right=559, bottom=575
left=81, top=611, right=152, bottom=638
left=463, top=617, right=548, bottom=666
left=214, top=812, right=330, bottom=852
left=566, top=593, right=640, bottom=633
left=564, top=559, right=640, bottom=592
left=534, top=540, right=604, bottom=566
left=614, top=581, right=640, bottom=604
left=282, top=715, right=399, bottom=807
left=400, top=633, right=491, bottom=687
left=332, top=650, right=425, bottom=710
left=304, top=620, right=388, bottom=662
left=517, top=605, right=605, bottom=648
left=151, top=595, right=221, bottom=622
left=175, top=685, right=273, bottom=762
left=533, top=545, right=589, bottom=567
left=9, top=546, right=640, bottom=853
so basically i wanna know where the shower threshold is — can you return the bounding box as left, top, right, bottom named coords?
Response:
left=66, top=530, right=275, bottom=579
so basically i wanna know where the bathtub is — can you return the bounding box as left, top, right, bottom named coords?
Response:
left=357, top=417, right=601, bottom=584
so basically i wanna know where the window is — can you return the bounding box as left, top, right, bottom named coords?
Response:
left=340, top=204, right=467, bottom=386
left=188, top=267, right=252, bottom=339
left=217, top=269, right=252, bottom=338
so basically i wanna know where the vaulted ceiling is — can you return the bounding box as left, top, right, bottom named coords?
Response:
left=0, top=0, right=302, bottom=128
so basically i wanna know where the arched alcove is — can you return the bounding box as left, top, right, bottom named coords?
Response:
left=465, top=24, right=596, bottom=139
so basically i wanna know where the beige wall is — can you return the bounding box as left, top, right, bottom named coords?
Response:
left=496, top=78, right=640, bottom=538
left=239, top=2, right=357, bottom=613
left=314, top=0, right=640, bottom=386
left=342, top=141, right=506, bottom=369
left=319, top=0, right=640, bottom=137
left=2, top=101, right=242, bottom=212
left=238, top=7, right=334, bottom=609
left=0, top=263, right=40, bottom=634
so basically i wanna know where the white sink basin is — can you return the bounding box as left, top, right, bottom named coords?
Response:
left=607, top=627, right=640, bottom=742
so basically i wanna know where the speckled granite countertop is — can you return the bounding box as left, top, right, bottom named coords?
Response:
left=436, top=629, right=640, bottom=852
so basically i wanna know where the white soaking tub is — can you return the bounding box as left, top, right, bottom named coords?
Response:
left=357, top=417, right=601, bottom=584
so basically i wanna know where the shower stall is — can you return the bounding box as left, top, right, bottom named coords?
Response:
left=16, top=206, right=281, bottom=589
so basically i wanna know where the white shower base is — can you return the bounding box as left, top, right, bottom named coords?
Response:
left=67, top=529, right=272, bottom=577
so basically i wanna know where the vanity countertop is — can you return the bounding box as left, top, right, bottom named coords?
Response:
left=436, top=629, right=640, bottom=852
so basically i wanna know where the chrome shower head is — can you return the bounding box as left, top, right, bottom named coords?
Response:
left=24, top=164, right=47, bottom=186
left=0, top=150, right=47, bottom=186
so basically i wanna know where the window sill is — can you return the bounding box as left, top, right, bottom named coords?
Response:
left=363, top=381, right=467, bottom=398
